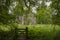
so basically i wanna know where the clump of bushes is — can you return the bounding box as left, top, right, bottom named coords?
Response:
left=0, top=23, right=18, bottom=40
left=28, top=24, right=60, bottom=40
left=0, top=24, right=60, bottom=40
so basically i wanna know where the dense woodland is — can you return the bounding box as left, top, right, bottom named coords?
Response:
left=0, top=0, right=60, bottom=40
left=0, top=0, right=60, bottom=25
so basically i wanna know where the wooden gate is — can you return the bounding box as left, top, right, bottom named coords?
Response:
left=15, top=27, right=28, bottom=40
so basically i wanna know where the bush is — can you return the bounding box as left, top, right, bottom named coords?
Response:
left=27, top=24, right=60, bottom=40
left=0, top=23, right=18, bottom=40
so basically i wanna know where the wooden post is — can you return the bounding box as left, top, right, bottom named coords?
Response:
left=26, top=27, right=28, bottom=40
left=15, top=27, right=18, bottom=40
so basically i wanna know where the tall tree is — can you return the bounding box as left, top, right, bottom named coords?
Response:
left=0, top=0, right=15, bottom=24
left=36, top=0, right=52, bottom=24
left=51, top=0, right=60, bottom=25
left=13, top=0, right=38, bottom=24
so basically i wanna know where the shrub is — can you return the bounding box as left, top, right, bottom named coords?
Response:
left=27, top=24, right=60, bottom=40
left=0, top=23, right=18, bottom=40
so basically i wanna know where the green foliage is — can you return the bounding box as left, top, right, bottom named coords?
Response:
left=51, top=0, right=60, bottom=25
left=0, top=0, right=60, bottom=25
left=36, top=7, right=52, bottom=24
left=0, top=23, right=18, bottom=40
left=0, top=0, right=16, bottom=24
left=28, top=24, right=60, bottom=40
left=0, top=24, right=60, bottom=40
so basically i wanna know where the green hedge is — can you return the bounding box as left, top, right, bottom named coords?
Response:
left=0, top=24, right=60, bottom=40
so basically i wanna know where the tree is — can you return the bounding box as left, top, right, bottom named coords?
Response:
left=0, top=0, right=15, bottom=24
left=0, top=0, right=54, bottom=25
left=13, top=0, right=39, bottom=24
left=0, top=0, right=38, bottom=25
left=36, top=0, right=52, bottom=24
left=51, top=0, right=60, bottom=25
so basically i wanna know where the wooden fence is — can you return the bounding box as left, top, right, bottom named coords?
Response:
left=15, top=27, right=28, bottom=40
